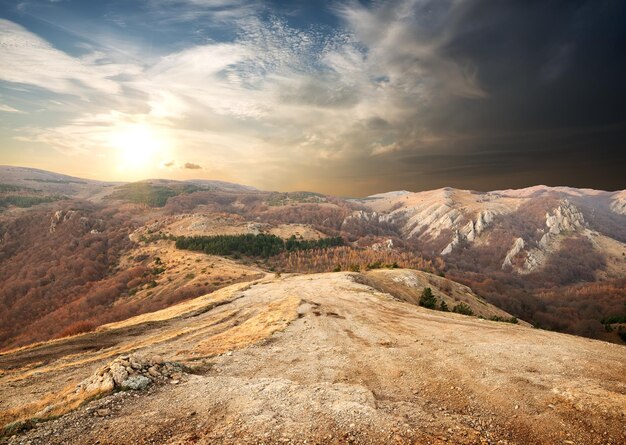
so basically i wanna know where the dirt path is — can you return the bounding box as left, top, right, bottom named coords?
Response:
left=2, top=272, right=625, bottom=444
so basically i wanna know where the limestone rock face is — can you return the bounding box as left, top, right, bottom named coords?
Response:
left=440, top=211, right=496, bottom=255
left=342, top=210, right=380, bottom=226
left=540, top=200, right=585, bottom=246
left=518, top=200, right=586, bottom=272
left=502, top=237, right=525, bottom=269
left=371, top=239, right=394, bottom=251
left=49, top=209, right=105, bottom=234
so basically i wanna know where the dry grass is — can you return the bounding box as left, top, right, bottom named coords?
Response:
left=0, top=384, right=104, bottom=434
left=116, top=238, right=263, bottom=308
left=268, top=224, right=326, bottom=240
left=2, top=325, right=204, bottom=385
left=99, top=280, right=254, bottom=331
left=195, top=296, right=301, bottom=355
left=133, top=214, right=326, bottom=240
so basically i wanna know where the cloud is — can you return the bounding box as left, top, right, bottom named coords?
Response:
left=6, top=0, right=623, bottom=192
left=145, top=0, right=261, bottom=23
left=0, top=103, right=25, bottom=113
left=7, top=1, right=485, bottom=187
left=183, top=162, right=202, bottom=169
left=0, top=19, right=140, bottom=96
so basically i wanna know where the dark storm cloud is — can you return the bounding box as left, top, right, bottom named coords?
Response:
left=403, top=0, right=626, bottom=191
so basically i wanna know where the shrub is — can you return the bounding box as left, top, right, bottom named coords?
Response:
left=489, top=315, right=518, bottom=324
left=439, top=300, right=449, bottom=312
left=57, top=321, right=95, bottom=338
left=419, top=287, right=437, bottom=309
left=452, top=303, right=474, bottom=316
left=348, top=264, right=361, bottom=272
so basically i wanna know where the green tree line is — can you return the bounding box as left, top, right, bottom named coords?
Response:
left=175, top=234, right=344, bottom=258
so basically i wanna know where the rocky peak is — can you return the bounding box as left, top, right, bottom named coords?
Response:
left=539, top=199, right=585, bottom=247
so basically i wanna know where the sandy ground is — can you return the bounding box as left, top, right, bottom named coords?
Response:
left=1, top=271, right=625, bottom=445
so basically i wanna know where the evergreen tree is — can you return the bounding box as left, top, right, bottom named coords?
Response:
left=419, top=287, right=437, bottom=309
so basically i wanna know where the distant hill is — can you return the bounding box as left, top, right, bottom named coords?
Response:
left=0, top=167, right=624, bottom=349
left=357, top=185, right=625, bottom=275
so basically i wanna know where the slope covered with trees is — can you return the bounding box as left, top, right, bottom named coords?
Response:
left=175, top=234, right=344, bottom=258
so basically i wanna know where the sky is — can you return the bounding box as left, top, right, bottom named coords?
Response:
left=0, top=0, right=625, bottom=196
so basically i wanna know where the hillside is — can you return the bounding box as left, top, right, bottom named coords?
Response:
left=0, top=272, right=624, bottom=444
left=0, top=166, right=117, bottom=201
left=358, top=185, right=625, bottom=274
left=0, top=167, right=624, bottom=349
left=355, top=186, right=626, bottom=340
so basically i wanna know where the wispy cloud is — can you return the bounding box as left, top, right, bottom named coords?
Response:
left=1, top=1, right=490, bottom=188
left=0, top=103, right=26, bottom=113
left=145, top=0, right=262, bottom=24
left=0, top=19, right=140, bottom=96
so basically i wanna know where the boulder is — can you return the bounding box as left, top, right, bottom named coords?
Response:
left=121, top=375, right=152, bottom=391
left=109, top=363, right=129, bottom=386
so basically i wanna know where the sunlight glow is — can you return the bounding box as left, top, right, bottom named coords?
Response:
left=108, top=123, right=170, bottom=175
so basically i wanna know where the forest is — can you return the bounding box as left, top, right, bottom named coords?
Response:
left=0, top=195, right=61, bottom=209
left=175, top=234, right=345, bottom=258
left=267, top=245, right=441, bottom=274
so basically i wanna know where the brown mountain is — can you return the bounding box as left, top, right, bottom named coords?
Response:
left=0, top=167, right=624, bottom=351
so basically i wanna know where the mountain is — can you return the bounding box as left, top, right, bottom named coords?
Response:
left=1, top=271, right=624, bottom=444
left=1, top=167, right=625, bottom=444
left=0, top=166, right=118, bottom=200
left=0, top=168, right=624, bottom=347
left=357, top=185, right=624, bottom=274
left=0, top=167, right=626, bottom=342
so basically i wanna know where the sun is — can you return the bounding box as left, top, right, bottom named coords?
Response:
left=108, top=123, right=168, bottom=174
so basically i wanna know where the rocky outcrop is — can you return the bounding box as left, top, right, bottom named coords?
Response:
left=49, top=210, right=104, bottom=234
left=49, top=210, right=78, bottom=233
left=370, top=239, right=394, bottom=251
left=441, top=230, right=460, bottom=255
left=440, top=211, right=496, bottom=255
left=517, top=200, right=586, bottom=272
left=407, top=204, right=462, bottom=240
left=502, top=237, right=525, bottom=269
left=539, top=200, right=585, bottom=246
left=609, top=193, right=626, bottom=215
left=342, top=210, right=381, bottom=227
left=75, top=354, right=185, bottom=396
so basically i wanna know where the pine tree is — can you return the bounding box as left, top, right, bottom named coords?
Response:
left=419, top=287, right=437, bottom=309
